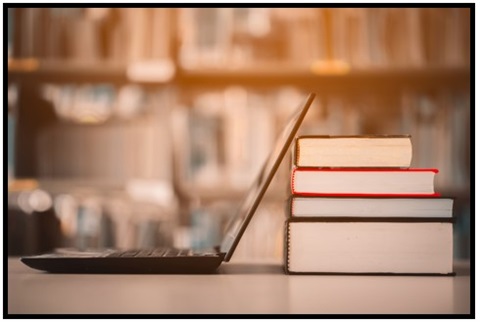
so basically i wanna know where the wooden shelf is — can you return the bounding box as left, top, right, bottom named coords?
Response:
left=8, top=59, right=470, bottom=92
left=175, top=65, right=471, bottom=92
left=7, top=59, right=175, bottom=86
left=8, top=59, right=127, bottom=84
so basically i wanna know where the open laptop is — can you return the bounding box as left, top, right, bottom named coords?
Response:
left=21, top=93, right=316, bottom=274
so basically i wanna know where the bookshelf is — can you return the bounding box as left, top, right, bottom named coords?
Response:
left=7, top=7, right=471, bottom=259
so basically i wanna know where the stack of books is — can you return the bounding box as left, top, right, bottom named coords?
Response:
left=284, top=135, right=454, bottom=275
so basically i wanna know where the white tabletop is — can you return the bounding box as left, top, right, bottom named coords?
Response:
left=7, top=258, right=471, bottom=315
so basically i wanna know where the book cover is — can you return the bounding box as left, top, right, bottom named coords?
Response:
left=284, top=217, right=454, bottom=275
left=294, top=135, right=412, bottom=168
left=291, top=168, right=440, bottom=197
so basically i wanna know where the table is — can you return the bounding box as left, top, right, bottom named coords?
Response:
left=7, top=258, right=471, bottom=315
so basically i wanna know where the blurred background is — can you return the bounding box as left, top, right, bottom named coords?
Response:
left=7, top=7, right=471, bottom=262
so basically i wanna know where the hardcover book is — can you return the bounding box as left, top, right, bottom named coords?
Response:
left=289, top=196, right=453, bottom=218
left=291, top=168, right=439, bottom=196
left=284, top=218, right=453, bottom=275
left=294, top=135, right=412, bottom=168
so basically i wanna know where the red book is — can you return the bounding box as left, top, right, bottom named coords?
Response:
left=291, top=168, right=440, bottom=197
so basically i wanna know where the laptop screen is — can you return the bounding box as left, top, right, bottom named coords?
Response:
left=220, top=93, right=315, bottom=261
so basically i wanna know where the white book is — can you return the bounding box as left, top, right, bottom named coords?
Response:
left=285, top=219, right=453, bottom=275
left=290, top=196, right=453, bottom=218
left=294, top=135, right=412, bottom=168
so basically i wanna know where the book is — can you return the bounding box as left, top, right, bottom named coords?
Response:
left=294, top=135, right=412, bottom=168
left=291, top=168, right=439, bottom=196
left=284, top=218, right=453, bottom=275
left=289, top=196, right=453, bottom=218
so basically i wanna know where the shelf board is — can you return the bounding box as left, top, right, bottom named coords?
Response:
left=176, top=65, right=471, bottom=91
left=8, top=59, right=470, bottom=91
left=7, top=59, right=175, bottom=85
left=8, top=59, right=126, bottom=84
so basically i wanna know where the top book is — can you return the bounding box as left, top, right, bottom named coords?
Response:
left=294, top=135, right=412, bottom=168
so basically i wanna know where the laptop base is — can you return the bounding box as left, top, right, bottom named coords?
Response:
left=21, top=254, right=225, bottom=274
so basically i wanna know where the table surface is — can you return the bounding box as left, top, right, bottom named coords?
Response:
left=7, top=258, right=471, bottom=315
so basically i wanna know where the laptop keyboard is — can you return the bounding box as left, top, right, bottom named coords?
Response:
left=105, top=248, right=217, bottom=258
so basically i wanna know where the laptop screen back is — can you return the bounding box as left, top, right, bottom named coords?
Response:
left=220, top=93, right=315, bottom=261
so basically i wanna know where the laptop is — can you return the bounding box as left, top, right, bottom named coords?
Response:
left=21, top=93, right=316, bottom=274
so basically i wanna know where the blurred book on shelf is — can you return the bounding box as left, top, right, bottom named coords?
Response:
left=229, top=201, right=286, bottom=263
left=421, top=8, right=470, bottom=66
left=7, top=8, right=15, bottom=57
left=172, top=87, right=276, bottom=193
left=8, top=85, right=18, bottom=183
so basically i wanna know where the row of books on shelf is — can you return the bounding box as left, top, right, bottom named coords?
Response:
left=9, top=8, right=470, bottom=68
left=35, top=119, right=172, bottom=181
left=7, top=84, right=469, bottom=195
left=8, top=183, right=179, bottom=255
left=9, top=8, right=171, bottom=63
left=7, top=83, right=174, bottom=181
left=41, top=84, right=151, bottom=123
left=176, top=88, right=470, bottom=194
left=284, top=135, right=454, bottom=275
left=401, top=91, right=470, bottom=191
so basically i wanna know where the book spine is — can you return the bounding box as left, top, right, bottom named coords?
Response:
left=293, top=137, right=300, bottom=167
left=283, top=220, right=292, bottom=274
left=284, top=195, right=294, bottom=219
